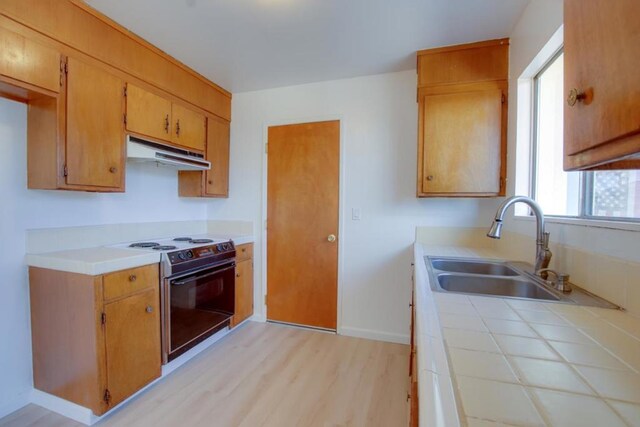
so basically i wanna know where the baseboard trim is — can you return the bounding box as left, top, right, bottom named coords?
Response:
left=30, top=389, right=97, bottom=425
left=250, top=313, right=266, bottom=322
left=339, top=326, right=410, bottom=345
left=0, top=391, right=31, bottom=420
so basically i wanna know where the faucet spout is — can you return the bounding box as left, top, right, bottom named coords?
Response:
left=487, top=196, right=552, bottom=274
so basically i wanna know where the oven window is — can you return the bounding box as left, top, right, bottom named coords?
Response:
left=169, top=265, right=235, bottom=352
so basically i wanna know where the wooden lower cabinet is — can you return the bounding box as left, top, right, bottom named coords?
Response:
left=230, top=243, right=254, bottom=328
left=29, top=264, right=161, bottom=415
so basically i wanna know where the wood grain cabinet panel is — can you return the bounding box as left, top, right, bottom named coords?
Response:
left=171, top=102, right=206, bottom=151
left=103, top=264, right=158, bottom=302
left=0, top=25, right=60, bottom=93
left=65, top=57, right=125, bottom=190
left=563, top=0, right=640, bottom=170
left=125, top=83, right=172, bottom=142
left=230, top=244, right=253, bottom=328
left=29, top=264, right=161, bottom=416
left=416, top=39, right=508, bottom=197
left=104, top=287, right=161, bottom=408
left=178, top=115, right=230, bottom=198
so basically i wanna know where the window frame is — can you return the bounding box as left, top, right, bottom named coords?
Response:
left=529, top=48, right=640, bottom=224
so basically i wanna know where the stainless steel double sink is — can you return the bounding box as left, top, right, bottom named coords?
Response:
left=425, top=256, right=618, bottom=308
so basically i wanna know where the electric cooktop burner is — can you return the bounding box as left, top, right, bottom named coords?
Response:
left=173, top=237, right=193, bottom=242
left=190, top=239, right=214, bottom=244
left=153, top=245, right=177, bottom=251
left=129, top=242, right=160, bottom=248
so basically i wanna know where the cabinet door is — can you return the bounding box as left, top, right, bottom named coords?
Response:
left=205, top=116, right=230, bottom=197
left=564, top=0, right=640, bottom=165
left=231, top=259, right=253, bottom=328
left=172, top=103, right=206, bottom=151
left=104, top=287, right=161, bottom=408
left=0, top=25, right=60, bottom=93
left=65, top=58, right=124, bottom=190
left=125, top=83, right=172, bottom=142
left=419, top=84, right=505, bottom=196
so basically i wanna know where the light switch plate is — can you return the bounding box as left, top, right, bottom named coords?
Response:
left=352, top=208, right=361, bottom=220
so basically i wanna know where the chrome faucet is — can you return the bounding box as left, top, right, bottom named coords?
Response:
left=487, top=196, right=552, bottom=278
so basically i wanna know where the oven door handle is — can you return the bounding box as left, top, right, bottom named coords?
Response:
left=171, top=263, right=236, bottom=286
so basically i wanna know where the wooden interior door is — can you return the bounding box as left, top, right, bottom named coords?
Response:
left=125, top=83, right=172, bottom=142
left=267, top=121, right=340, bottom=330
left=65, top=58, right=124, bottom=189
left=421, top=84, right=504, bottom=195
left=104, top=287, right=161, bottom=408
left=172, top=103, right=206, bottom=151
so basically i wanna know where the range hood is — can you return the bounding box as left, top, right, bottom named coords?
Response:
left=126, top=135, right=211, bottom=171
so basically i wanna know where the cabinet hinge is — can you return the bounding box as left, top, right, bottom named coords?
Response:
left=123, top=114, right=127, bottom=125
left=101, top=312, right=106, bottom=325
left=264, top=294, right=267, bottom=306
left=123, top=86, right=127, bottom=97
left=265, top=143, right=268, bottom=154
left=63, top=165, right=68, bottom=177
left=501, top=93, right=506, bottom=104
left=103, top=388, right=111, bottom=405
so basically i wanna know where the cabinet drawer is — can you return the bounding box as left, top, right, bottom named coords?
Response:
left=103, top=264, right=158, bottom=302
left=235, top=243, right=253, bottom=262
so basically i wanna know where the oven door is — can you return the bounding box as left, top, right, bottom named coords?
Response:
left=163, top=261, right=235, bottom=362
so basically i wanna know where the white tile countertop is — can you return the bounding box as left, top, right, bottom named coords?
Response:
left=414, top=243, right=640, bottom=427
left=26, top=234, right=254, bottom=276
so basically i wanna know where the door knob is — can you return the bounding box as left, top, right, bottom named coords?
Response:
left=327, top=234, right=336, bottom=243
left=567, top=88, right=586, bottom=107
left=145, top=306, right=153, bottom=313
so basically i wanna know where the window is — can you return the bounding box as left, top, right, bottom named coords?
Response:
left=531, top=51, right=640, bottom=221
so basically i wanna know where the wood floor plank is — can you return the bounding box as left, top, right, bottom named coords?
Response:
left=0, top=322, right=409, bottom=427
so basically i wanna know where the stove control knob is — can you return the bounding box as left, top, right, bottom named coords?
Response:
left=178, top=252, right=186, bottom=260
left=223, top=243, right=231, bottom=250
left=217, top=244, right=223, bottom=251
left=186, top=250, right=194, bottom=259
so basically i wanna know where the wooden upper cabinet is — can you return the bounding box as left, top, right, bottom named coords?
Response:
left=171, top=103, right=206, bottom=151
left=65, top=57, right=125, bottom=190
left=205, top=116, right=230, bottom=196
left=178, top=115, right=230, bottom=198
left=417, top=39, right=508, bottom=197
left=125, top=83, right=171, bottom=142
left=0, top=24, right=60, bottom=94
left=420, top=83, right=505, bottom=195
left=563, top=0, right=640, bottom=170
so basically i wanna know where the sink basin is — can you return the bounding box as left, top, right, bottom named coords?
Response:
left=437, top=274, right=559, bottom=301
left=430, top=259, right=519, bottom=276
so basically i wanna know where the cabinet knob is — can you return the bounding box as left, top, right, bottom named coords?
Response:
left=236, top=272, right=240, bottom=278
left=145, top=306, right=153, bottom=313
left=426, top=175, right=434, bottom=181
left=109, top=166, right=118, bottom=174
left=567, top=88, right=586, bottom=107
left=164, top=114, right=170, bottom=133
left=129, top=274, right=137, bottom=282
left=208, top=180, right=213, bottom=185
left=327, top=234, right=336, bottom=243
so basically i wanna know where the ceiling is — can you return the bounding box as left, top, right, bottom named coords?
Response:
left=87, top=0, right=530, bottom=93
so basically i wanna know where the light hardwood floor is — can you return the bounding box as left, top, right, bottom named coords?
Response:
left=0, top=322, right=409, bottom=427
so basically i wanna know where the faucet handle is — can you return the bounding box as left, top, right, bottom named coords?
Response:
left=536, top=268, right=572, bottom=293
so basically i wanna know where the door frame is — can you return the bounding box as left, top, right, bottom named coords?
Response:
left=260, top=115, right=346, bottom=333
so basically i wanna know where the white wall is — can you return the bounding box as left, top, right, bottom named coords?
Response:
left=208, top=70, right=501, bottom=342
left=0, top=97, right=208, bottom=417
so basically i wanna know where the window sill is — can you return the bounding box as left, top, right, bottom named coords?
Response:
left=513, top=215, right=640, bottom=232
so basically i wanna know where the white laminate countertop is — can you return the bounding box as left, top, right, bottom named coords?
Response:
left=26, top=234, right=254, bottom=276
left=414, top=243, right=640, bottom=427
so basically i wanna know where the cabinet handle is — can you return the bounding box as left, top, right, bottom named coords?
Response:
left=426, top=175, right=434, bottom=181
left=109, top=166, right=118, bottom=174
left=129, top=274, right=137, bottom=282
left=236, top=273, right=240, bottom=278
left=145, top=306, right=153, bottom=313
left=176, top=119, right=181, bottom=137
left=164, top=114, right=170, bottom=133
left=241, top=248, right=246, bottom=253
left=567, top=88, right=586, bottom=107
left=208, top=180, right=213, bottom=185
